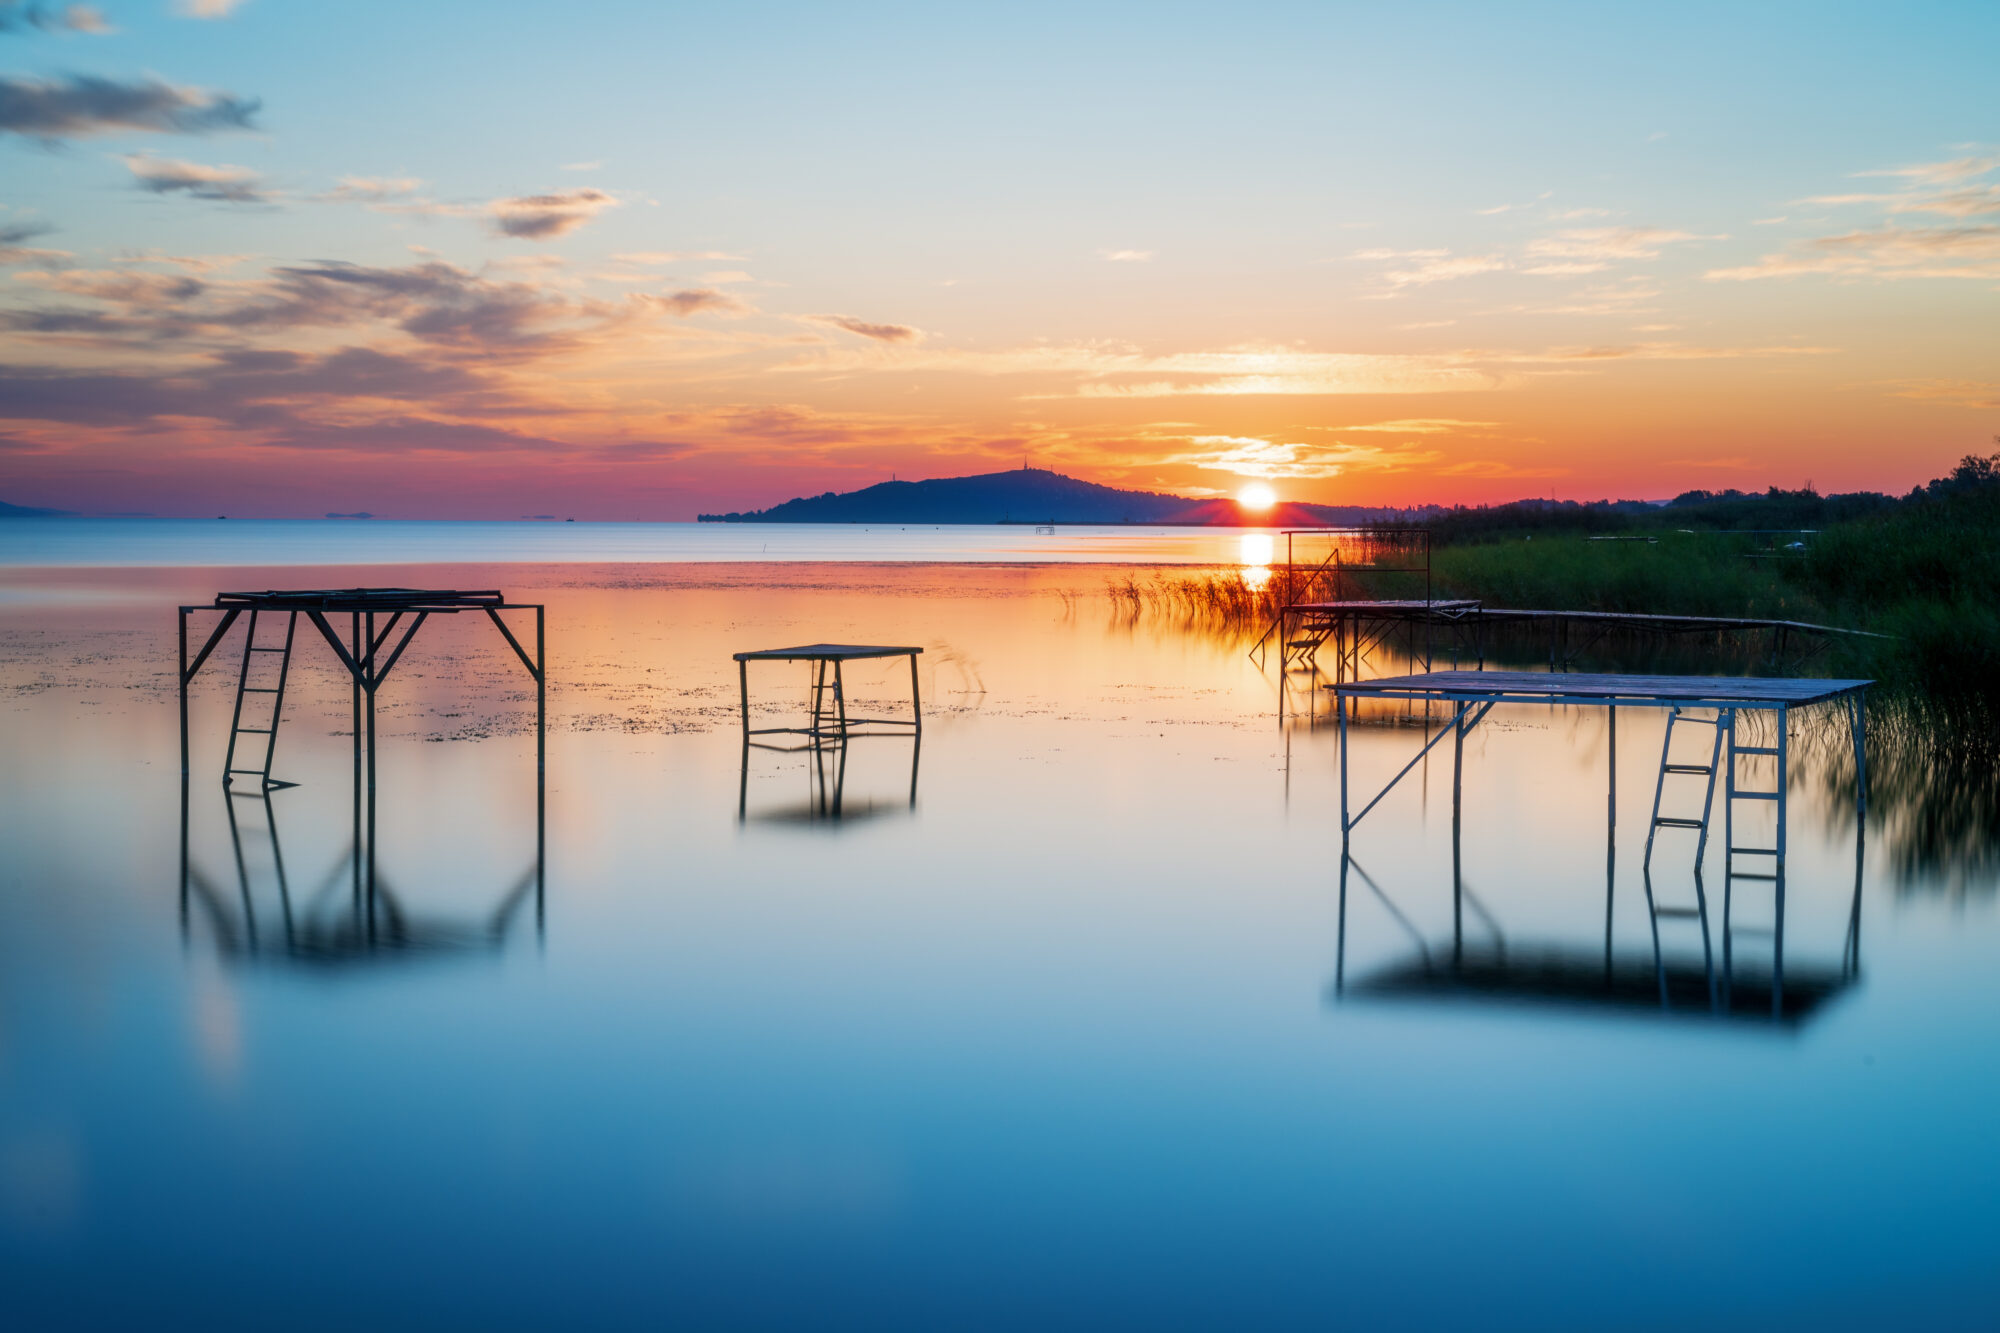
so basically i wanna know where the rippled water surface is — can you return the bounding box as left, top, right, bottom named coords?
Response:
left=3, top=559, right=1997, bottom=1330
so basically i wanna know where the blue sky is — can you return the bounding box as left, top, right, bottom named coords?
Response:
left=2, top=0, right=1997, bottom=515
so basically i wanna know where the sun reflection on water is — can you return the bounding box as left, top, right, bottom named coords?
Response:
left=1240, top=533, right=1274, bottom=589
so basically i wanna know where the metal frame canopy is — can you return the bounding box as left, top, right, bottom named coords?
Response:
left=178, top=587, right=546, bottom=794
left=734, top=644, right=922, bottom=746
left=1332, top=669, right=1871, bottom=878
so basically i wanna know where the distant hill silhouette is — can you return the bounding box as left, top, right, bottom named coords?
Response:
left=699, top=468, right=1428, bottom=526
left=0, top=499, right=70, bottom=518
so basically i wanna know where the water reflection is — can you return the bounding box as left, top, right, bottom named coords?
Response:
left=738, top=734, right=921, bottom=826
left=1332, top=836, right=1864, bottom=1027
left=178, top=765, right=545, bottom=966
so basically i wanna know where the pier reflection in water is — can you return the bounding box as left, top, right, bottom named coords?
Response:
left=738, top=731, right=921, bottom=826
left=178, top=760, right=545, bottom=964
left=1332, top=800, right=1866, bottom=1026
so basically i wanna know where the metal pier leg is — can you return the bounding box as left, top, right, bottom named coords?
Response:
left=1335, top=852, right=1350, bottom=996
left=1606, top=705, right=1616, bottom=979
left=1338, top=693, right=1350, bottom=843
left=536, top=605, right=546, bottom=942
left=738, top=659, right=750, bottom=735
left=1451, top=700, right=1467, bottom=827
left=351, top=614, right=361, bottom=910
left=909, top=650, right=923, bottom=731
left=1452, top=701, right=1466, bottom=970
left=1724, top=708, right=1736, bottom=890
left=365, top=610, right=376, bottom=919
left=536, top=605, right=546, bottom=783
left=1847, top=696, right=1865, bottom=976
left=1774, top=704, right=1788, bottom=1017
left=179, top=608, right=190, bottom=781
left=1607, top=705, right=1617, bottom=868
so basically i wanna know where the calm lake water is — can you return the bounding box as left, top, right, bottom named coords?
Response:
left=0, top=518, right=1285, bottom=568
left=2, top=545, right=1997, bottom=1330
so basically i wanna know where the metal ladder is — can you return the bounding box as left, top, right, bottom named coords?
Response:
left=1643, top=706, right=1726, bottom=869
left=223, top=609, right=300, bottom=792
left=1722, top=709, right=1789, bottom=1015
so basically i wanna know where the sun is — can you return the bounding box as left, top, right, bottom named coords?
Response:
left=1237, top=481, right=1278, bottom=511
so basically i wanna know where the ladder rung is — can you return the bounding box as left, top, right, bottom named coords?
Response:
left=1652, top=817, right=1705, bottom=829
left=234, top=727, right=273, bottom=734
left=1672, top=716, right=1720, bottom=726
left=1663, top=764, right=1712, bottom=774
left=1729, top=846, right=1779, bottom=855
left=1653, top=905, right=1702, bottom=918
left=226, top=767, right=270, bottom=775
left=248, top=647, right=288, bottom=653
left=1729, top=871, right=1780, bottom=881
left=1732, top=791, right=1779, bottom=801
left=241, top=687, right=280, bottom=693
left=1732, top=746, right=1780, bottom=755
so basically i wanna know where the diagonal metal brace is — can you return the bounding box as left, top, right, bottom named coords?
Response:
left=1345, top=700, right=1494, bottom=833
left=485, top=607, right=542, bottom=682
left=182, top=608, right=242, bottom=684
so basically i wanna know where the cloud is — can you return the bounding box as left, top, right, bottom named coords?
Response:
left=258, top=417, right=573, bottom=454
left=1354, top=248, right=1508, bottom=288
left=559, top=160, right=602, bottom=172
left=1706, top=224, right=2000, bottom=281
left=806, top=314, right=923, bottom=344
left=642, top=288, right=751, bottom=318
left=1885, top=378, right=2000, bottom=410
left=318, top=175, right=424, bottom=205
left=1099, top=249, right=1153, bottom=262
left=1855, top=155, right=1997, bottom=186
left=0, top=221, right=67, bottom=266
left=1323, top=418, right=1498, bottom=434
left=613, top=251, right=742, bottom=265
left=488, top=188, right=617, bottom=240
left=0, top=74, right=259, bottom=139
left=1158, top=433, right=1441, bottom=480
left=1524, top=227, right=1709, bottom=263
left=174, top=0, right=247, bottom=17
left=122, top=153, right=269, bottom=203
left=0, top=2, right=113, bottom=33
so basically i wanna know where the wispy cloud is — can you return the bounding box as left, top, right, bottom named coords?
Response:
left=1323, top=418, right=1498, bottom=434
left=0, top=73, right=259, bottom=139
left=1520, top=227, right=1711, bottom=273
left=1884, top=378, right=2000, bottom=409
left=1099, top=249, right=1154, bottom=262
left=559, top=160, right=602, bottom=172
left=641, top=288, right=752, bottom=318
left=1707, top=224, right=2000, bottom=281
left=488, top=188, right=617, bottom=240
left=174, top=0, right=248, bottom=18
left=1353, top=248, right=1508, bottom=288
left=613, top=251, right=743, bottom=265
left=318, top=175, right=425, bottom=206
left=0, top=2, right=113, bottom=33
left=122, top=153, right=270, bottom=203
left=805, top=313, right=923, bottom=344
left=0, top=221, right=68, bottom=267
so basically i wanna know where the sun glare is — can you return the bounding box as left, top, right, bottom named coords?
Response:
left=1237, top=482, right=1278, bottom=511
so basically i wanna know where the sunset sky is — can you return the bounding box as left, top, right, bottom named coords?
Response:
left=2, top=0, right=1996, bottom=518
